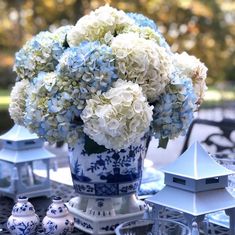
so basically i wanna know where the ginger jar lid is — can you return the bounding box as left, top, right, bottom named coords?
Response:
left=12, top=196, right=36, bottom=217
left=46, top=196, right=69, bottom=218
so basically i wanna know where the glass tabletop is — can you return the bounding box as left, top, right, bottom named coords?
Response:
left=207, top=152, right=235, bottom=228
left=115, top=218, right=191, bottom=235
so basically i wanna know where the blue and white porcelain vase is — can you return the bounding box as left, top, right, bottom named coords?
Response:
left=67, top=136, right=148, bottom=234
left=42, top=197, right=74, bottom=235
left=69, top=137, right=146, bottom=199
left=7, top=196, right=39, bottom=235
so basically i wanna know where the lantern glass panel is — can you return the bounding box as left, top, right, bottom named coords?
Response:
left=32, top=160, right=48, bottom=184
left=213, top=153, right=235, bottom=196
left=20, top=160, right=47, bottom=187
left=0, top=161, right=13, bottom=188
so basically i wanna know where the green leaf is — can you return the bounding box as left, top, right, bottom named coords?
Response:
left=84, top=135, right=107, bottom=155
left=158, top=137, right=169, bottom=149
left=63, top=35, right=70, bottom=48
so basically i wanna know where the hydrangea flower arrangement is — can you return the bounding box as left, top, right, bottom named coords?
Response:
left=9, top=5, right=207, bottom=151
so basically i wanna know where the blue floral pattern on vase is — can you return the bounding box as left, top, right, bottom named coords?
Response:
left=44, top=221, right=58, bottom=234
left=7, top=219, right=38, bottom=235
left=69, top=138, right=147, bottom=197
left=75, top=218, right=93, bottom=231
left=43, top=220, right=72, bottom=235
left=12, top=203, right=34, bottom=214
left=7, top=196, right=39, bottom=235
left=42, top=197, right=74, bottom=235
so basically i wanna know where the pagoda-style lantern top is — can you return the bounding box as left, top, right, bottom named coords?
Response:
left=162, top=141, right=233, bottom=193
left=0, top=125, right=53, bottom=163
left=0, top=125, right=55, bottom=200
left=146, top=142, right=235, bottom=235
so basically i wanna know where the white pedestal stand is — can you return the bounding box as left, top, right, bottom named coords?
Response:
left=67, top=194, right=147, bottom=234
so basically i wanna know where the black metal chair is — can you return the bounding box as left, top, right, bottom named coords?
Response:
left=181, top=118, right=235, bottom=154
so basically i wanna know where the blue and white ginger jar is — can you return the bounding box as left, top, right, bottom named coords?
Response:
left=42, top=197, right=74, bottom=235
left=7, top=196, right=39, bottom=235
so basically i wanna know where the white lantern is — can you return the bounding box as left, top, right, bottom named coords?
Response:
left=145, top=142, right=235, bottom=234
left=0, top=124, right=55, bottom=200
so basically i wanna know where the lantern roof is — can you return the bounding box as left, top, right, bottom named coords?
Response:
left=146, top=185, right=235, bottom=216
left=161, top=142, right=233, bottom=180
left=0, top=147, right=55, bottom=163
left=0, top=124, right=38, bottom=141
left=0, top=125, right=43, bottom=150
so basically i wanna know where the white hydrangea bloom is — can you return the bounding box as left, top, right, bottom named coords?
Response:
left=52, top=25, right=74, bottom=45
left=174, top=52, right=208, bottom=105
left=111, top=32, right=171, bottom=102
left=67, top=5, right=134, bottom=46
left=9, top=79, right=30, bottom=125
left=123, top=25, right=171, bottom=52
left=81, top=79, right=153, bottom=150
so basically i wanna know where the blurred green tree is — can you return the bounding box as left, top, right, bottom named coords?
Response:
left=0, top=0, right=234, bottom=88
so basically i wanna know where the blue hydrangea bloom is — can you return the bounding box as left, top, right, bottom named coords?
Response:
left=24, top=72, right=83, bottom=144
left=57, top=41, right=118, bottom=100
left=152, top=73, right=197, bottom=139
left=14, top=31, right=64, bottom=80
left=127, top=12, right=171, bottom=51
left=154, top=31, right=171, bottom=52
left=127, top=12, right=158, bottom=31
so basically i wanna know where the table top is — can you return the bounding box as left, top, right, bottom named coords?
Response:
left=0, top=180, right=231, bottom=235
left=0, top=181, right=87, bottom=235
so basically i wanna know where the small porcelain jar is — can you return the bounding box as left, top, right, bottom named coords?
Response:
left=7, top=196, right=39, bottom=235
left=42, top=196, right=74, bottom=235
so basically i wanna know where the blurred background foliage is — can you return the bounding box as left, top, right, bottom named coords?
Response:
left=0, top=0, right=234, bottom=133
left=0, top=0, right=234, bottom=89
